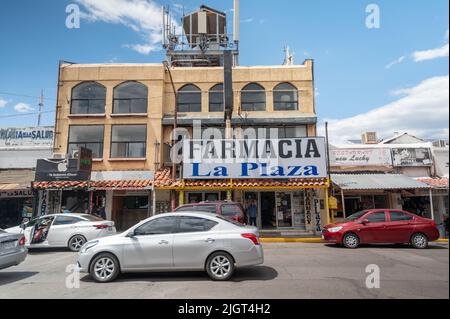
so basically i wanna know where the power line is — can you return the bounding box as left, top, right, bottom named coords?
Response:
left=0, top=110, right=55, bottom=119
left=0, top=91, right=56, bottom=101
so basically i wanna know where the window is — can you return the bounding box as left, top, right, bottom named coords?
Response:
left=177, top=216, right=218, bottom=233
left=53, top=216, right=82, bottom=225
left=277, top=126, right=307, bottom=138
left=111, top=125, right=147, bottom=158
left=366, top=212, right=386, bottom=223
left=134, top=217, right=176, bottom=236
left=71, top=82, right=106, bottom=114
left=390, top=211, right=414, bottom=222
left=273, top=83, right=298, bottom=111
left=221, top=205, right=242, bottom=218
left=177, top=84, right=201, bottom=112
left=68, top=125, right=104, bottom=158
left=123, top=196, right=149, bottom=209
left=113, top=81, right=148, bottom=114
left=241, top=83, right=266, bottom=112
left=209, top=84, right=224, bottom=112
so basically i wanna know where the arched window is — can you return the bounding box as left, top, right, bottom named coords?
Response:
left=177, top=84, right=201, bottom=112
left=241, top=83, right=266, bottom=112
left=273, top=83, right=298, bottom=111
left=71, top=82, right=106, bottom=114
left=209, top=83, right=224, bottom=112
left=113, top=81, right=148, bottom=114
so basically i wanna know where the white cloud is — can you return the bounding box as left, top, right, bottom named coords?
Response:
left=0, top=98, right=7, bottom=108
left=14, top=103, right=34, bottom=113
left=77, top=0, right=178, bottom=54
left=385, top=55, right=406, bottom=69
left=241, top=18, right=254, bottom=24
left=413, top=43, right=449, bottom=62
left=320, top=75, right=449, bottom=144
left=386, top=30, right=449, bottom=68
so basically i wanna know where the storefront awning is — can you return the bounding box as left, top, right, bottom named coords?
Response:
left=32, top=181, right=89, bottom=190
left=0, top=169, right=35, bottom=190
left=415, top=177, right=449, bottom=189
left=331, top=174, right=430, bottom=190
left=90, top=180, right=153, bottom=191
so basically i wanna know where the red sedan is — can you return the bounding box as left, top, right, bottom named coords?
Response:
left=323, top=209, right=440, bottom=249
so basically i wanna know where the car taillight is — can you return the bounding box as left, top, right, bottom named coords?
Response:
left=94, top=224, right=109, bottom=229
left=241, top=233, right=260, bottom=245
left=18, top=236, right=26, bottom=246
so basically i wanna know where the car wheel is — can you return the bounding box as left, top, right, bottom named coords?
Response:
left=68, top=235, right=86, bottom=252
left=206, top=252, right=235, bottom=281
left=411, top=233, right=428, bottom=249
left=343, top=233, right=360, bottom=249
left=89, top=253, right=120, bottom=283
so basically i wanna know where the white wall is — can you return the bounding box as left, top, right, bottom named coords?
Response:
left=0, top=149, right=52, bottom=169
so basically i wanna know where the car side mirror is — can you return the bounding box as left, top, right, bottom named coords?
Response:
left=127, top=230, right=137, bottom=238
left=20, top=222, right=27, bottom=230
left=360, top=219, right=370, bottom=225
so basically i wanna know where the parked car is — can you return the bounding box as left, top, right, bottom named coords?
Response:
left=0, top=229, right=27, bottom=270
left=175, top=201, right=247, bottom=224
left=322, top=209, right=440, bottom=249
left=5, top=214, right=116, bottom=252
left=77, top=212, right=264, bottom=283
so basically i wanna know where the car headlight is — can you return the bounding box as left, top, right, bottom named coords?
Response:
left=80, top=240, right=99, bottom=254
left=328, top=226, right=343, bottom=233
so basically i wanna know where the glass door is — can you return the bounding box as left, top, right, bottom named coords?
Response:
left=275, top=192, right=293, bottom=228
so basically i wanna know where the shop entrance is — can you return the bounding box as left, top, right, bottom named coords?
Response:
left=260, top=192, right=276, bottom=229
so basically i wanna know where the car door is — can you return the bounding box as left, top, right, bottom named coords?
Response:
left=121, top=216, right=176, bottom=270
left=172, top=216, right=220, bottom=269
left=385, top=211, right=415, bottom=243
left=358, top=212, right=389, bottom=243
left=46, top=215, right=82, bottom=246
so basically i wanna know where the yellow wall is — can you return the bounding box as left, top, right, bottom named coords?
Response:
left=54, top=60, right=317, bottom=173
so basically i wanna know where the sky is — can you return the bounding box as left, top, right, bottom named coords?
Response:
left=0, top=0, right=448, bottom=143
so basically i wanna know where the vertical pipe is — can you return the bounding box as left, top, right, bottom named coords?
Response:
left=325, top=187, right=330, bottom=225
left=152, top=185, right=156, bottom=216
left=429, top=188, right=435, bottom=221
left=341, top=189, right=346, bottom=218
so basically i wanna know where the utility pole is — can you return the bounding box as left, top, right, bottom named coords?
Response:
left=37, top=89, right=44, bottom=127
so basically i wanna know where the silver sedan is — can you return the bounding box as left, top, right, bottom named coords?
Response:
left=77, top=212, right=264, bottom=282
left=0, top=229, right=27, bottom=270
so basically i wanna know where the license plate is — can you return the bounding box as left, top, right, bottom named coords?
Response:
left=108, top=227, right=113, bottom=231
left=1, top=241, right=16, bottom=251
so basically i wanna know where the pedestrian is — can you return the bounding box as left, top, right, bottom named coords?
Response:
left=248, top=200, right=258, bottom=227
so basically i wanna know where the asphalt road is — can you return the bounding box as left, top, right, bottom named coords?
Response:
left=0, top=242, right=448, bottom=299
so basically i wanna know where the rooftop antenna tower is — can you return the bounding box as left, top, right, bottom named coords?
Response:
left=162, top=1, right=240, bottom=67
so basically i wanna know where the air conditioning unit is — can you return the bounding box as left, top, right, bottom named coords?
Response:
left=71, top=149, right=80, bottom=159
left=361, top=132, right=378, bottom=144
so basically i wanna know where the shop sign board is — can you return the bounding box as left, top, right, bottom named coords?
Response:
left=392, top=148, right=433, bottom=167
left=330, top=148, right=392, bottom=166
left=0, top=189, right=33, bottom=198
left=77, top=147, right=93, bottom=173
left=35, top=158, right=90, bottom=182
left=183, top=138, right=327, bottom=179
left=0, top=127, right=54, bottom=149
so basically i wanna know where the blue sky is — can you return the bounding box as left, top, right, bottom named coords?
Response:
left=0, top=0, right=448, bottom=142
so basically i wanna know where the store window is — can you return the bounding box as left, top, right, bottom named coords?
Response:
left=113, top=81, right=148, bottom=114
left=71, top=82, right=106, bottom=114
left=68, top=125, right=104, bottom=158
left=241, top=83, right=266, bottom=112
left=123, top=196, right=149, bottom=209
left=273, top=83, right=298, bottom=111
left=111, top=125, right=147, bottom=158
left=209, top=83, right=224, bottom=112
left=177, top=84, right=201, bottom=112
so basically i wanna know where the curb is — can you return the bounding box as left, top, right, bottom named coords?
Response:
left=260, top=238, right=449, bottom=243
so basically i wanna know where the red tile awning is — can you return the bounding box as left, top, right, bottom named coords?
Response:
left=90, top=180, right=153, bottom=190
left=32, top=181, right=88, bottom=190
left=415, top=178, right=449, bottom=189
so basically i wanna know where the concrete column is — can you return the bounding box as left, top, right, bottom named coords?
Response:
left=105, top=190, right=113, bottom=221
left=429, top=188, right=435, bottom=221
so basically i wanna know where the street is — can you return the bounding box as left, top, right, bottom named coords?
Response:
left=0, top=242, right=448, bottom=299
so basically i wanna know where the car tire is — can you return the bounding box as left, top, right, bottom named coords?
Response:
left=411, top=233, right=428, bottom=249
left=206, top=252, right=235, bottom=281
left=68, top=235, right=87, bottom=252
left=343, top=233, right=360, bottom=249
left=89, top=253, right=120, bottom=283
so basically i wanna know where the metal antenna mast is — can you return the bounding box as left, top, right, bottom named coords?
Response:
left=37, top=89, right=44, bottom=127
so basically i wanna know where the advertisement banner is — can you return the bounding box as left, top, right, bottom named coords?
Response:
left=35, top=158, right=90, bottom=182
left=330, top=148, right=392, bottom=166
left=0, top=127, right=54, bottom=149
left=392, top=148, right=433, bottom=167
left=183, top=138, right=327, bottom=179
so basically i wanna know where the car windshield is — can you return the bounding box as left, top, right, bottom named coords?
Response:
left=345, top=210, right=371, bottom=222
left=81, top=214, right=104, bottom=221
